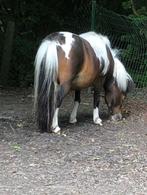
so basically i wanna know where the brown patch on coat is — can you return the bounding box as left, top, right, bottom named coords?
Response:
left=57, top=34, right=84, bottom=86
left=71, top=39, right=100, bottom=89
left=57, top=35, right=101, bottom=90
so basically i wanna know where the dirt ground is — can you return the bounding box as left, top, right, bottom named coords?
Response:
left=0, top=87, right=147, bottom=195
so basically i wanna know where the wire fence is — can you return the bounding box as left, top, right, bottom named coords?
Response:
left=0, top=1, right=146, bottom=88
left=63, top=1, right=147, bottom=88
left=94, top=6, right=147, bottom=88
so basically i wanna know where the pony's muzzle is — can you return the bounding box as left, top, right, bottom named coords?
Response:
left=111, top=113, right=122, bottom=121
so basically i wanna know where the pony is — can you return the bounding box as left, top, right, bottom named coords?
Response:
left=34, top=31, right=134, bottom=133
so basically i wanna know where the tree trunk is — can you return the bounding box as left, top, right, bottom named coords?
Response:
left=0, top=20, right=15, bottom=86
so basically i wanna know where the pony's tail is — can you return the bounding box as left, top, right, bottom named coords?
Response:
left=34, top=39, right=58, bottom=132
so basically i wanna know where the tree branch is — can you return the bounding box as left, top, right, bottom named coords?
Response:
left=130, top=0, right=139, bottom=16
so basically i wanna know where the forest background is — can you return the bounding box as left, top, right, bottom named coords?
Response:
left=0, top=0, right=146, bottom=87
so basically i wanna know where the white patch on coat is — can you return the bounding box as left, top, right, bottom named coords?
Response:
left=93, top=107, right=102, bottom=126
left=52, top=108, right=60, bottom=133
left=59, top=32, right=75, bottom=59
left=80, top=31, right=111, bottom=75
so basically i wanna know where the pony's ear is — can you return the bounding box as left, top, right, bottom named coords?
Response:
left=127, top=79, right=135, bottom=93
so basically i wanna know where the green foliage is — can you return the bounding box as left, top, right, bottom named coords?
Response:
left=120, top=15, right=147, bottom=87
left=0, top=0, right=147, bottom=87
left=112, top=0, right=147, bottom=87
left=94, top=4, right=147, bottom=87
left=129, top=15, right=147, bottom=38
left=122, top=0, right=147, bottom=16
left=122, top=0, right=131, bottom=10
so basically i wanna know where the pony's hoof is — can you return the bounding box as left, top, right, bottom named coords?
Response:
left=52, top=126, right=61, bottom=134
left=94, top=118, right=103, bottom=126
left=69, top=118, right=77, bottom=124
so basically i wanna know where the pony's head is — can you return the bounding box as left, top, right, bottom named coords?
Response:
left=104, top=58, right=134, bottom=121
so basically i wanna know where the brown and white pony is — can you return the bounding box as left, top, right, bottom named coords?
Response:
left=34, top=31, right=134, bottom=133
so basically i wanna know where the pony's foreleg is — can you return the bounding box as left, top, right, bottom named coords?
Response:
left=69, top=90, right=80, bottom=124
left=52, top=83, right=70, bottom=133
left=93, top=89, right=102, bottom=126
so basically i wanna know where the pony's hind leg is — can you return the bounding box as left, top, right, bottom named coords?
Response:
left=52, top=83, right=70, bottom=133
left=93, top=88, right=102, bottom=126
left=69, top=90, right=80, bottom=124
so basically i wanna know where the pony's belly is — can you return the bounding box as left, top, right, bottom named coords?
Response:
left=71, top=75, right=95, bottom=89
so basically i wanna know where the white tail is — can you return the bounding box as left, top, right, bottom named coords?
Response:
left=34, top=39, right=58, bottom=131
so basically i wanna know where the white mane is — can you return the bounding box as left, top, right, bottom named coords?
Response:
left=113, top=58, right=133, bottom=92
left=80, top=31, right=133, bottom=92
left=80, top=31, right=111, bottom=75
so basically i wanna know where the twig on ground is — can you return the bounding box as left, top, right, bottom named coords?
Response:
left=0, top=116, right=13, bottom=121
left=10, top=123, right=16, bottom=133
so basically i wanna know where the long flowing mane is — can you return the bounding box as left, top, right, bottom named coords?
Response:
left=113, top=57, right=133, bottom=92
left=80, top=32, right=111, bottom=75
left=80, top=31, right=133, bottom=92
